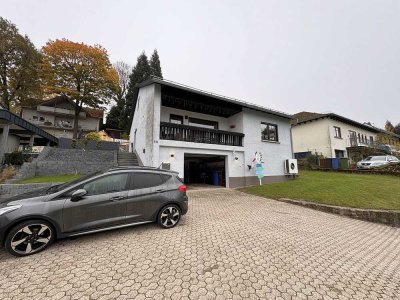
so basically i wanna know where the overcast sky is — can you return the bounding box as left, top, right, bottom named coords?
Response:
left=2, top=0, right=399, bottom=127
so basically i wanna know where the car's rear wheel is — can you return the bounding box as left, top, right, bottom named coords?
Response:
left=5, top=220, right=55, bottom=257
left=157, top=205, right=181, bottom=229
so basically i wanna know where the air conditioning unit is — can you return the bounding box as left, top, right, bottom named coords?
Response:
left=284, top=159, right=298, bottom=174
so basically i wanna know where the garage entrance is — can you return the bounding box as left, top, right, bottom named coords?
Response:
left=184, top=154, right=226, bottom=187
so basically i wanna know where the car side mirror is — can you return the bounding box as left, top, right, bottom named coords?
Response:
left=71, top=189, right=87, bottom=202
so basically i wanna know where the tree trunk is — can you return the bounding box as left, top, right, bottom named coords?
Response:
left=72, top=100, right=82, bottom=139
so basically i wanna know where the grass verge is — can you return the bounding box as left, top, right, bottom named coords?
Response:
left=240, top=171, right=400, bottom=210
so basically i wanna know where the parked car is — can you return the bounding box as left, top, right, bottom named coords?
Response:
left=357, top=155, right=399, bottom=169
left=0, top=167, right=188, bottom=257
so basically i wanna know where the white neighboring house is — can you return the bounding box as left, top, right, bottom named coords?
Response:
left=291, top=112, right=382, bottom=160
left=21, top=95, right=104, bottom=139
left=129, top=78, right=294, bottom=188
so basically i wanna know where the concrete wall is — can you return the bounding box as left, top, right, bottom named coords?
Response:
left=292, top=117, right=378, bottom=158
left=130, top=84, right=160, bottom=167
left=242, top=108, right=293, bottom=178
left=0, top=134, right=20, bottom=153
left=292, top=118, right=331, bottom=157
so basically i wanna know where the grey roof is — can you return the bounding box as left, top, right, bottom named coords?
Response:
left=136, top=77, right=292, bottom=119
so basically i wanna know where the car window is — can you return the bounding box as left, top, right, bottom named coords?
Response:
left=82, top=173, right=129, bottom=195
left=370, top=156, right=386, bottom=161
left=129, top=172, right=163, bottom=189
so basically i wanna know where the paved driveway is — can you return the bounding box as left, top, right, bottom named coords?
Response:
left=0, top=189, right=399, bottom=299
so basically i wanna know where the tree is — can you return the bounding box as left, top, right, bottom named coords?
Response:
left=105, top=61, right=131, bottom=129
left=149, top=49, right=163, bottom=78
left=394, top=123, right=400, bottom=135
left=41, top=39, right=118, bottom=138
left=0, top=17, right=42, bottom=111
left=385, top=120, right=394, bottom=132
left=123, top=52, right=152, bottom=132
left=105, top=105, right=122, bottom=129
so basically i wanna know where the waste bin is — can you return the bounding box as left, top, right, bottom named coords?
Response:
left=339, top=158, right=349, bottom=169
left=331, top=158, right=340, bottom=170
left=212, top=171, right=219, bottom=186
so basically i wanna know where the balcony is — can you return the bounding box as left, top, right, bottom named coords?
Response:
left=160, top=122, right=244, bottom=147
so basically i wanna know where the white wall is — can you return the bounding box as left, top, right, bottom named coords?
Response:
left=0, top=134, right=20, bottom=152
left=292, top=118, right=331, bottom=157
left=242, top=108, right=293, bottom=177
left=292, top=118, right=378, bottom=158
left=129, top=84, right=161, bottom=166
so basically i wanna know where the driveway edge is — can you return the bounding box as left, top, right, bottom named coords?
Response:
left=277, top=198, right=400, bottom=227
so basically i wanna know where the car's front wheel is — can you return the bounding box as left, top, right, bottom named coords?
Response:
left=157, top=205, right=181, bottom=229
left=5, top=220, right=55, bottom=257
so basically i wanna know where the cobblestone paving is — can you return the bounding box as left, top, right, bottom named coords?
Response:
left=0, top=189, right=400, bottom=299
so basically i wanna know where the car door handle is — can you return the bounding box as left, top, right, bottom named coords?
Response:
left=156, top=189, right=166, bottom=193
left=110, top=196, right=125, bottom=201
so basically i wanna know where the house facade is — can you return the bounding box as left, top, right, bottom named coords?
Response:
left=291, top=112, right=395, bottom=161
left=129, top=78, right=294, bottom=188
left=1, top=104, right=57, bottom=164
left=21, top=96, right=103, bottom=139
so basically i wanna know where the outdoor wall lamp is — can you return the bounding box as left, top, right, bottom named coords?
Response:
left=170, top=154, right=175, bottom=158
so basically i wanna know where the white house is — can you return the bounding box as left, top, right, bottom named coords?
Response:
left=129, top=78, right=294, bottom=188
left=21, top=95, right=104, bottom=139
left=291, top=112, right=383, bottom=161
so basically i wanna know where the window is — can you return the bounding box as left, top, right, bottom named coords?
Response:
left=39, top=116, right=45, bottom=122
left=188, top=117, right=218, bottom=129
left=32, top=116, right=38, bottom=120
left=170, top=114, right=183, bottom=125
left=261, top=122, right=278, bottom=142
left=369, top=136, right=374, bottom=144
left=82, top=173, right=129, bottom=195
left=334, top=126, right=342, bottom=138
left=130, top=172, right=163, bottom=189
left=335, top=150, right=345, bottom=158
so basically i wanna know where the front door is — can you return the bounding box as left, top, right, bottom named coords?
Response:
left=63, top=173, right=129, bottom=233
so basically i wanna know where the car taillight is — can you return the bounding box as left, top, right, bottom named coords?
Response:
left=178, top=185, right=187, bottom=193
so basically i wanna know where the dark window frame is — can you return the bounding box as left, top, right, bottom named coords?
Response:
left=188, top=117, right=218, bottom=130
left=261, top=122, right=279, bottom=142
left=334, top=126, right=342, bottom=138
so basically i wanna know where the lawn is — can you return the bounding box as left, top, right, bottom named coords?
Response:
left=18, top=174, right=81, bottom=184
left=241, top=171, right=400, bottom=210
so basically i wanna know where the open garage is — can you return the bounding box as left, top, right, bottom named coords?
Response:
left=184, top=154, right=226, bottom=187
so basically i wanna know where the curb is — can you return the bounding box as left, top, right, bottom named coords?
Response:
left=277, top=198, right=400, bottom=227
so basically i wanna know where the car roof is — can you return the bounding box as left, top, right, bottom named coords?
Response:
left=107, top=166, right=179, bottom=174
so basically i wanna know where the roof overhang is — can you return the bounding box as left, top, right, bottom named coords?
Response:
left=136, top=78, right=292, bottom=119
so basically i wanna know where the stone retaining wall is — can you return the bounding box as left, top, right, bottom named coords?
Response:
left=278, top=198, right=400, bottom=227
left=10, top=147, right=117, bottom=181
left=0, top=183, right=56, bottom=199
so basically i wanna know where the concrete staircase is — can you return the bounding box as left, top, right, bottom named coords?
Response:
left=117, top=152, right=139, bottom=167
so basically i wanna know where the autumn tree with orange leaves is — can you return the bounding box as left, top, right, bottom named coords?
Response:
left=41, top=39, right=118, bottom=138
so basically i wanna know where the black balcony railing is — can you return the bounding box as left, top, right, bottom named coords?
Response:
left=160, top=122, right=244, bottom=146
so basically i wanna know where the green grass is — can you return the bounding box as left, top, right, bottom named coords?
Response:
left=241, top=171, right=400, bottom=210
left=18, top=174, right=81, bottom=184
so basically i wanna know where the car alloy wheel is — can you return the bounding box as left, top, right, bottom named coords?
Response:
left=158, top=205, right=181, bottom=229
left=5, top=221, right=54, bottom=257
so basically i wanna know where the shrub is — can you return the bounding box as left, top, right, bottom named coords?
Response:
left=85, top=132, right=101, bottom=141
left=0, top=165, right=16, bottom=183
left=4, top=151, right=24, bottom=165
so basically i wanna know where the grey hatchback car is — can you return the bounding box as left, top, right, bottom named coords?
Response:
left=0, top=167, right=188, bottom=257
